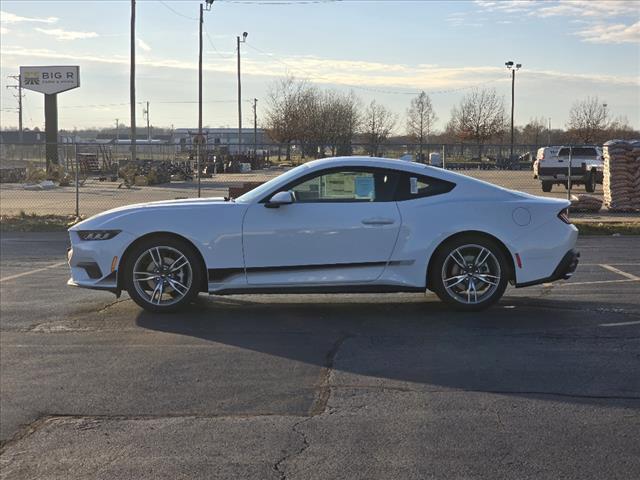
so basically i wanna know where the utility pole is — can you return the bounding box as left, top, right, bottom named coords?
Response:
left=6, top=75, right=23, bottom=146
left=253, top=98, right=257, bottom=160
left=237, top=32, right=248, bottom=157
left=505, top=61, right=521, bottom=163
left=547, top=117, right=551, bottom=146
left=115, top=118, right=119, bottom=141
left=143, top=101, right=150, bottom=140
left=197, top=0, right=214, bottom=196
left=130, top=0, right=137, bottom=162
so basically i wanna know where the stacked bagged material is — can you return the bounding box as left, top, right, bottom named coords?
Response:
left=603, top=139, right=640, bottom=212
left=570, top=194, right=602, bottom=213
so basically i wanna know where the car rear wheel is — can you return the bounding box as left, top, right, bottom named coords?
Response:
left=430, top=236, right=509, bottom=311
left=541, top=181, right=552, bottom=192
left=124, top=236, right=202, bottom=312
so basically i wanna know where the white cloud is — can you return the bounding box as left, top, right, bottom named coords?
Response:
left=474, top=0, right=640, bottom=44
left=0, top=10, right=58, bottom=24
left=2, top=45, right=637, bottom=91
left=575, top=21, right=640, bottom=44
left=35, top=28, right=99, bottom=41
left=137, top=38, right=151, bottom=52
left=536, top=0, right=640, bottom=18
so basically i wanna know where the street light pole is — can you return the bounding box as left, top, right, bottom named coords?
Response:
left=130, top=0, right=136, bottom=163
left=505, top=60, right=521, bottom=163
left=196, top=0, right=215, bottom=197
left=198, top=2, right=204, bottom=197
left=237, top=32, right=248, bottom=158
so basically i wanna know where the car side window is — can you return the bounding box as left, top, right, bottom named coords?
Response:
left=394, top=173, right=455, bottom=201
left=288, top=169, right=398, bottom=203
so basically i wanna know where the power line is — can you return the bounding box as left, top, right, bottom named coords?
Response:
left=203, top=24, right=237, bottom=59
left=157, top=0, right=198, bottom=20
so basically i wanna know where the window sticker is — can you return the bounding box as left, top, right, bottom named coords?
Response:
left=354, top=175, right=374, bottom=198
left=410, top=177, right=418, bottom=194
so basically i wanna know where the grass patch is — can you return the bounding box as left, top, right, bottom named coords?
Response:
left=0, top=212, right=83, bottom=232
left=573, top=220, right=640, bottom=236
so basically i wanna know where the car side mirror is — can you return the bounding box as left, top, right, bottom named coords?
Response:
left=265, top=190, right=294, bottom=208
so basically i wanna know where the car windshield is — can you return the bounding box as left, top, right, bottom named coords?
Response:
left=235, top=164, right=308, bottom=203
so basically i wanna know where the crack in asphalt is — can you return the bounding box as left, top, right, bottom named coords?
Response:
left=273, top=332, right=354, bottom=479
left=309, top=333, right=354, bottom=417
left=272, top=417, right=311, bottom=480
left=96, top=297, right=132, bottom=314
left=0, top=412, right=305, bottom=454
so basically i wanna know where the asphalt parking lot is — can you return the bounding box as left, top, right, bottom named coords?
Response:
left=1, top=232, right=639, bottom=479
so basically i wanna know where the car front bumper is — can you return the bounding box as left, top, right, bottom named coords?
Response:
left=67, top=230, right=135, bottom=294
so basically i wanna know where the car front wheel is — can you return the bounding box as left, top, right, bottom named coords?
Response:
left=124, top=236, right=202, bottom=312
left=430, top=236, right=509, bottom=311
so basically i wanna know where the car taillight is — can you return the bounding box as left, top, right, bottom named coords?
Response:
left=558, top=208, right=571, bottom=224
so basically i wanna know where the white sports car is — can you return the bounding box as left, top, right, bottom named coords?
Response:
left=68, top=157, right=579, bottom=312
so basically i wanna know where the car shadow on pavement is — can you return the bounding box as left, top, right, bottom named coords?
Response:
left=135, top=294, right=640, bottom=409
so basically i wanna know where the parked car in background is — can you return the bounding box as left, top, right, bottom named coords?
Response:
left=536, top=146, right=603, bottom=193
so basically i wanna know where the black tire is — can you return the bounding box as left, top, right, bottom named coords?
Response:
left=541, top=181, right=552, bottom=192
left=585, top=172, right=596, bottom=193
left=429, top=235, right=510, bottom=312
left=124, top=235, right=203, bottom=313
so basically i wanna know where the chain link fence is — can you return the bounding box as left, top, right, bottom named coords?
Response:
left=0, top=141, right=632, bottom=218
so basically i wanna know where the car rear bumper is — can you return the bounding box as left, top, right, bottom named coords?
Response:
left=515, top=249, right=580, bottom=288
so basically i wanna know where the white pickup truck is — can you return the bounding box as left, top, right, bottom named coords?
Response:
left=534, top=146, right=603, bottom=193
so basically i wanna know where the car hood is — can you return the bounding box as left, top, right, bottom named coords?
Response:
left=70, top=196, right=232, bottom=231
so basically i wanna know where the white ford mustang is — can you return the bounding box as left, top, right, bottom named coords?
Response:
left=68, top=157, right=579, bottom=312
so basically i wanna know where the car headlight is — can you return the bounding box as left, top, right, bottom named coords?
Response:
left=77, top=230, right=121, bottom=241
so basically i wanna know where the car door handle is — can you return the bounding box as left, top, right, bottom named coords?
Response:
left=361, top=218, right=395, bottom=225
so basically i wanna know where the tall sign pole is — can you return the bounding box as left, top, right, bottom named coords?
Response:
left=20, top=66, right=80, bottom=170
left=130, top=0, right=137, bottom=163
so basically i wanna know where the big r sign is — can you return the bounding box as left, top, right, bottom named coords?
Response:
left=20, top=65, right=80, bottom=95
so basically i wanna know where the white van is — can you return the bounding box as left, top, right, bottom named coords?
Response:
left=535, top=145, right=603, bottom=193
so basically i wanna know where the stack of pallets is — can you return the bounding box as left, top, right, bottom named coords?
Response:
left=603, top=140, right=640, bottom=212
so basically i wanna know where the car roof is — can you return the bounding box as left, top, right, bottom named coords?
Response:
left=304, top=156, right=438, bottom=175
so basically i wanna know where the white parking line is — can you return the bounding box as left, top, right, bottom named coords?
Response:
left=600, top=320, right=640, bottom=328
left=582, top=263, right=640, bottom=266
left=0, top=262, right=67, bottom=283
left=599, top=264, right=640, bottom=281
left=559, top=279, right=638, bottom=287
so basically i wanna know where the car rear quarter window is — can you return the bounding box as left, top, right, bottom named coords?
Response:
left=559, top=147, right=597, bottom=157
left=394, top=173, right=455, bottom=201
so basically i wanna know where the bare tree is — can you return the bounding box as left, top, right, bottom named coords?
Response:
left=362, top=100, right=396, bottom=157
left=566, top=96, right=609, bottom=144
left=406, top=91, right=437, bottom=162
left=326, top=91, right=361, bottom=156
left=264, top=75, right=307, bottom=160
left=447, top=88, right=505, bottom=158
left=607, top=115, right=636, bottom=140
left=521, top=117, right=546, bottom=148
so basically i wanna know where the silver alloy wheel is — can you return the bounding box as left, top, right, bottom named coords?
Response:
left=132, top=246, right=193, bottom=306
left=441, top=243, right=501, bottom=305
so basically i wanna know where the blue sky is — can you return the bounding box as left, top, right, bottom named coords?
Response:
left=1, top=0, right=639, bottom=132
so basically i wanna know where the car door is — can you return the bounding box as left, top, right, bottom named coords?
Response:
left=242, top=167, right=401, bottom=285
